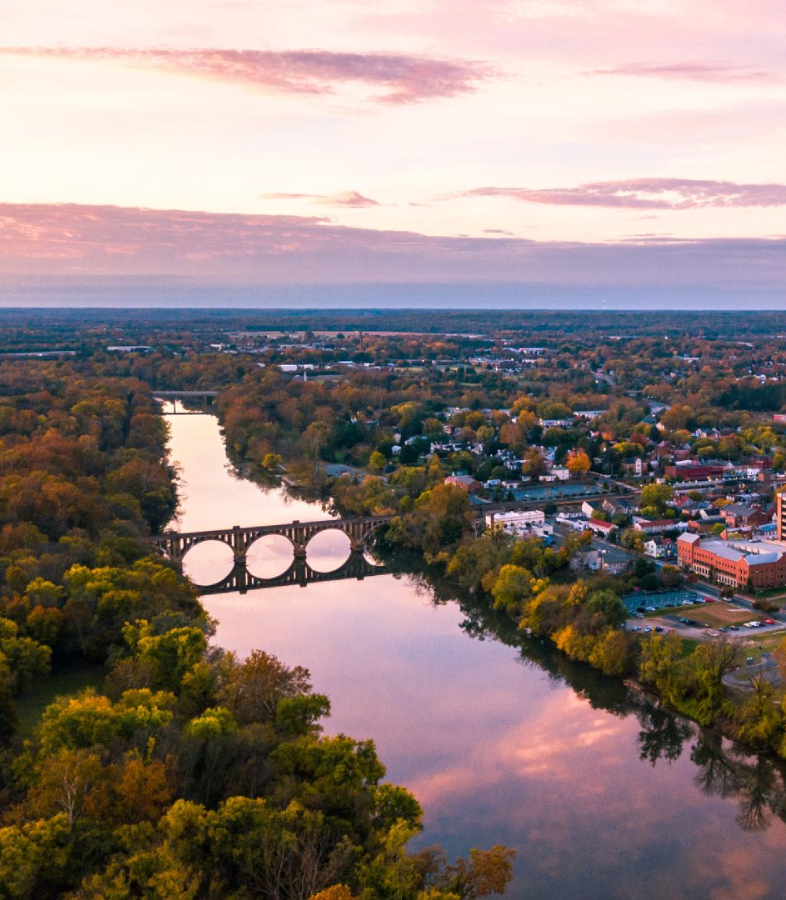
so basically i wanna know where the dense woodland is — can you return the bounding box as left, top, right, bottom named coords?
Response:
left=6, top=309, right=786, bottom=893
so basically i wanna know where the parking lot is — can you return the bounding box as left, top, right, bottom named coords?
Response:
left=620, top=589, right=701, bottom=615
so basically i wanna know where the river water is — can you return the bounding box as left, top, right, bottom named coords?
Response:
left=167, top=413, right=786, bottom=900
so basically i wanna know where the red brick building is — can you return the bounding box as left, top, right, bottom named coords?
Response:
left=677, top=534, right=786, bottom=590
left=665, top=463, right=728, bottom=481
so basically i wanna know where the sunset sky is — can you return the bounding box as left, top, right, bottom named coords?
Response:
left=2, top=0, right=786, bottom=306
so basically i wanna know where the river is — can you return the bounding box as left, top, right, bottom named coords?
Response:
left=167, top=412, right=786, bottom=900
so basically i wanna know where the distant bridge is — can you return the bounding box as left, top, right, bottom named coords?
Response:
left=153, top=391, right=219, bottom=414
left=151, top=515, right=393, bottom=591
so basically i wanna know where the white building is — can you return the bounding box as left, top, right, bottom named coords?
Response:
left=486, top=510, right=553, bottom=538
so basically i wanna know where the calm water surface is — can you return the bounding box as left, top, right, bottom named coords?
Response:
left=168, top=414, right=786, bottom=900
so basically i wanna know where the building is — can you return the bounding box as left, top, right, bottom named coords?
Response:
left=445, top=474, right=481, bottom=493
left=778, top=491, right=786, bottom=542
left=633, top=517, right=680, bottom=535
left=644, top=537, right=675, bottom=559
left=677, top=534, right=786, bottom=590
left=586, top=518, right=618, bottom=539
left=570, top=547, right=629, bottom=575
left=665, top=463, right=729, bottom=481
left=485, top=510, right=553, bottom=538
left=486, top=509, right=544, bottom=529
left=720, top=504, right=770, bottom=530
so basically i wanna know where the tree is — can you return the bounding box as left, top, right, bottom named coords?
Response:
left=218, top=650, right=313, bottom=726
left=490, top=565, right=537, bottom=615
left=566, top=449, right=591, bottom=477
left=368, top=451, right=387, bottom=472
left=640, top=483, right=674, bottom=516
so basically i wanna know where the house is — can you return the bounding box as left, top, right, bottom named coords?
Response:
left=445, top=474, right=481, bottom=493
left=602, top=497, right=634, bottom=518
left=570, top=547, right=629, bottom=575
left=644, top=537, right=676, bottom=559
left=551, top=466, right=570, bottom=481
left=633, top=517, right=680, bottom=535
left=720, top=504, right=770, bottom=530
left=586, top=518, right=618, bottom=539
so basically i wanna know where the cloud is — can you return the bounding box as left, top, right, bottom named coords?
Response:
left=459, top=178, right=786, bottom=210
left=587, top=61, right=777, bottom=83
left=261, top=190, right=380, bottom=207
left=0, top=46, right=490, bottom=104
left=2, top=204, right=786, bottom=304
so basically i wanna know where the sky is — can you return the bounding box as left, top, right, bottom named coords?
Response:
left=1, top=0, right=786, bottom=307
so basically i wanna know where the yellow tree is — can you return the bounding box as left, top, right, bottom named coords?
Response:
left=566, top=449, right=591, bottom=477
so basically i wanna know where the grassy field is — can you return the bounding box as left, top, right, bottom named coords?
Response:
left=16, top=665, right=105, bottom=737
left=692, top=603, right=756, bottom=628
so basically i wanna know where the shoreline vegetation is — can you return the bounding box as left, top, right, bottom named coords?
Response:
left=0, top=360, right=514, bottom=899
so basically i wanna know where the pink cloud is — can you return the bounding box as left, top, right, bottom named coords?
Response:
left=261, top=190, right=380, bottom=207
left=2, top=203, right=786, bottom=297
left=588, top=61, right=777, bottom=83
left=0, top=46, right=490, bottom=104
left=460, top=179, right=786, bottom=210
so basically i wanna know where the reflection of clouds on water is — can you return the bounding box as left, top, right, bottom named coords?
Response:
left=181, top=539, right=235, bottom=585
left=305, top=530, right=351, bottom=573
left=246, top=534, right=294, bottom=579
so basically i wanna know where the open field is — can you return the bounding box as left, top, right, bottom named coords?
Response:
left=693, top=603, right=757, bottom=628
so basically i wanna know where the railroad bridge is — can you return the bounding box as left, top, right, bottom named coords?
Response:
left=151, top=515, right=393, bottom=563
left=153, top=391, right=219, bottom=414
left=151, top=516, right=393, bottom=591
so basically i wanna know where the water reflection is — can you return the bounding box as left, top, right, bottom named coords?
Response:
left=246, top=534, right=295, bottom=579
left=306, top=529, right=352, bottom=573
left=166, top=414, right=786, bottom=900
left=181, top=539, right=235, bottom=585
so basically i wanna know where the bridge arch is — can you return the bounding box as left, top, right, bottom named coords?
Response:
left=245, top=533, right=296, bottom=579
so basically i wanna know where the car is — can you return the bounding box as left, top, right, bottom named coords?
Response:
left=703, top=598, right=716, bottom=603
left=654, top=626, right=664, bottom=633
left=643, top=626, right=652, bottom=633
left=727, top=625, right=739, bottom=631
left=682, top=600, right=695, bottom=606
left=635, top=612, right=645, bottom=619
left=679, top=617, right=689, bottom=625
left=630, top=626, right=641, bottom=632
left=636, top=606, right=647, bottom=613
left=765, top=619, right=776, bottom=625
left=645, top=606, right=656, bottom=612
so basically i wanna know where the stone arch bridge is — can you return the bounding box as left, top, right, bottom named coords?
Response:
left=151, top=515, right=394, bottom=592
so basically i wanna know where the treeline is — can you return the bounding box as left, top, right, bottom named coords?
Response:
left=0, top=360, right=514, bottom=899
